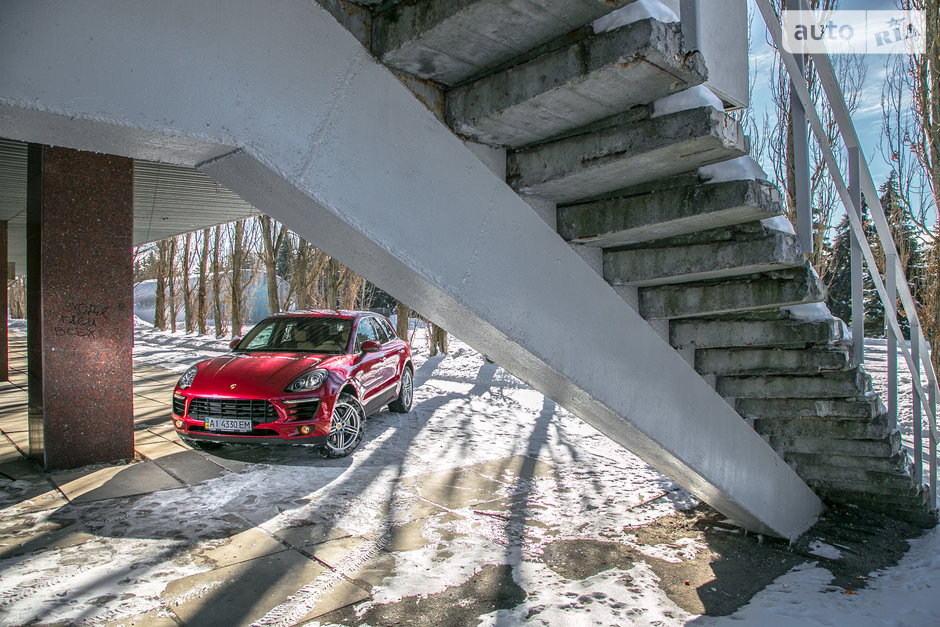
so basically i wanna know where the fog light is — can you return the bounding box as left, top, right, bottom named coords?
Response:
left=174, top=419, right=184, bottom=429
left=300, top=425, right=312, bottom=435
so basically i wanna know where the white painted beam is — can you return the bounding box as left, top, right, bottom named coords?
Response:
left=0, top=0, right=821, bottom=538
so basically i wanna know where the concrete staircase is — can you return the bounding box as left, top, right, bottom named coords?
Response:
left=361, top=0, right=933, bottom=525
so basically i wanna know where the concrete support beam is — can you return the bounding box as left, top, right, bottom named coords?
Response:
left=639, top=265, right=825, bottom=319
left=25, top=144, right=134, bottom=470
left=0, top=220, right=6, bottom=381
left=0, top=0, right=822, bottom=539
left=604, top=230, right=803, bottom=287
left=716, top=367, right=872, bottom=399
left=372, top=0, right=635, bottom=85
left=446, top=19, right=705, bottom=148
left=671, top=317, right=848, bottom=349
left=559, top=179, right=782, bottom=248
left=507, top=107, right=748, bottom=203
left=695, top=347, right=851, bottom=376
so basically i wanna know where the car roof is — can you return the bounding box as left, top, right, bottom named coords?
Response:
left=268, top=309, right=377, bottom=321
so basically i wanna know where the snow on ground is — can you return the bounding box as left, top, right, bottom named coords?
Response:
left=4, top=320, right=940, bottom=625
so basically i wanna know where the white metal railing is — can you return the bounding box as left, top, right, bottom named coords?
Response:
left=754, top=0, right=938, bottom=506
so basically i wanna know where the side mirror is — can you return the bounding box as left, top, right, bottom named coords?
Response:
left=360, top=340, right=381, bottom=353
left=229, top=337, right=242, bottom=350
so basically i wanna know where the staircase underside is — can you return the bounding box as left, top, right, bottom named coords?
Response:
left=0, top=0, right=827, bottom=538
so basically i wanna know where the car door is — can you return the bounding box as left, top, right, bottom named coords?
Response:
left=352, top=317, right=385, bottom=403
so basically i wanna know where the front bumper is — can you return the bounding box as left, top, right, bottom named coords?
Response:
left=172, top=393, right=333, bottom=443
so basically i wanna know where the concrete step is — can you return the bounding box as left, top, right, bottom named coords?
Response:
left=638, top=264, right=824, bottom=320
left=695, top=347, right=851, bottom=376
left=372, top=0, right=634, bottom=86
left=559, top=179, right=782, bottom=248
left=716, top=367, right=873, bottom=399
left=752, top=415, right=893, bottom=441
left=671, top=316, right=849, bottom=349
left=734, top=394, right=884, bottom=421
left=786, top=451, right=912, bottom=475
left=507, top=106, right=747, bottom=204
left=604, top=228, right=803, bottom=287
left=446, top=18, right=706, bottom=148
left=762, top=430, right=902, bottom=458
left=814, top=486, right=936, bottom=527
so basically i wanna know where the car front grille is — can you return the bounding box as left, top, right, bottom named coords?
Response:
left=187, top=397, right=278, bottom=425
left=172, top=395, right=186, bottom=416
left=283, top=398, right=321, bottom=421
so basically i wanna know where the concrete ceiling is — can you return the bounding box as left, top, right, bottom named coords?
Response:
left=0, top=137, right=260, bottom=274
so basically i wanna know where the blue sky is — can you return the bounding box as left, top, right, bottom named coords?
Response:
left=746, top=0, right=910, bottom=189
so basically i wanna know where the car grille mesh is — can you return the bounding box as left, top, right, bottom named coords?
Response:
left=172, top=395, right=186, bottom=416
left=187, top=398, right=278, bottom=424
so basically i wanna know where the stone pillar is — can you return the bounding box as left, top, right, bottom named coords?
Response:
left=0, top=220, right=7, bottom=381
left=26, top=145, right=134, bottom=470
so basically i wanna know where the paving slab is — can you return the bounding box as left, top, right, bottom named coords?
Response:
left=151, top=450, right=228, bottom=485
left=134, top=428, right=178, bottom=447
left=399, top=468, right=505, bottom=510
left=196, top=527, right=288, bottom=568
left=102, top=609, right=181, bottom=627
left=162, top=548, right=369, bottom=626
left=463, top=455, right=555, bottom=483
left=273, top=521, right=354, bottom=552
left=135, top=439, right=188, bottom=460
left=51, top=461, right=184, bottom=503
left=0, top=518, right=96, bottom=559
left=0, top=437, right=24, bottom=464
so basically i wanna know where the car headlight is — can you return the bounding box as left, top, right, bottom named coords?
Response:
left=178, top=365, right=198, bottom=390
left=286, top=369, right=328, bottom=393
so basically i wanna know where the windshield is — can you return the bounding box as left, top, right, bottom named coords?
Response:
left=235, top=317, right=353, bottom=354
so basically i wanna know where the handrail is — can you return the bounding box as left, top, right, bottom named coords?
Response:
left=754, top=0, right=938, bottom=504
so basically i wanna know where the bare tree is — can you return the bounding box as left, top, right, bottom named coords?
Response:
left=258, top=215, right=286, bottom=315
left=182, top=232, right=194, bottom=333
left=167, top=237, right=179, bottom=332
left=881, top=0, right=940, bottom=369
left=212, top=224, right=226, bottom=338
left=153, top=239, right=171, bottom=330
left=196, top=228, right=210, bottom=335
left=395, top=302, right=411, bottom=343
left=764, top=0, right=866, bottom=270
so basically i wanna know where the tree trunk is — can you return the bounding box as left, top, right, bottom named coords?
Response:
left=212, top=225, right=225, bottom=338
left=183, top=232, right=193, bottom=333
left=197, top=228, right=210, bottom=335
left=154, top=239, right=169, bottom=330
left=395, top=302, right=410, bottom=344
left=431, top=323, right=448, bottom=356
left=325, top=257, right=341, bottom=310
left=230, top=220, right=246, bottom=337
left=258, top=215, right=283, bottom=315
left=167, top=237, right=178, bottom=333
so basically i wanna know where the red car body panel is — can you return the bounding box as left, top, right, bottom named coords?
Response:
left=172, top=310, right=412, bottom=445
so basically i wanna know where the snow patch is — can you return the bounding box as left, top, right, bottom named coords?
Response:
left=782, top=302, right=834, bottom=322
left=761, top=215, right=797, bottom=235
left=698, top=156, right=768, bottom=184
left=592, top=0, right=678, bottom=34
left=651, top=85, right=723, bottom=119
left=807, top=540, right=843, bottom=560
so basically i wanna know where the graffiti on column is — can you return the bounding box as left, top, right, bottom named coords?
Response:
left=53, top=303, right=111, bottom=339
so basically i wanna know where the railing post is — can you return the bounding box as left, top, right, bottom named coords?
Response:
left=913, top=320, right=922, bottom=483
left=788, top=0, right=812, bottom=254
left=886, top=252, right=898, bottom=430
left=848, top=147, right=864, bottom=365
left=679, top=0, right=701, bottom=52
left=931, top=379, right=937, bottom=506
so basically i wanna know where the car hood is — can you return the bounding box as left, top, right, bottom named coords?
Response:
left=184, top=352, right=346, bottom=397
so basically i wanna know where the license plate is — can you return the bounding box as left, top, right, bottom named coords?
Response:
left=206, top=418, right=253, bottom=432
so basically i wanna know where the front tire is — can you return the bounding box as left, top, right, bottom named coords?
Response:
left=389, top=367, right=413, bottom=413
left=321, top=393, right=365, bottom=458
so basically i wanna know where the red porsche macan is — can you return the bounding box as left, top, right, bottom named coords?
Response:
left=171, top=310, right=413, bottom=457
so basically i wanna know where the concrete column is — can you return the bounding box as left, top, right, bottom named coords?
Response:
left=0, top=220, right=7, bottom=381
left=26, top=144, right=134, bottom=470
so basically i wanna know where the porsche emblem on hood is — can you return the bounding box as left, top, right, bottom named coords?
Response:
left=230, top=384, right=237, bottom=390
